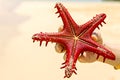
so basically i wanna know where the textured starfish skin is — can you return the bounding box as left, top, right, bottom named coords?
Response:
left=32, top=3, right=115, bottom=78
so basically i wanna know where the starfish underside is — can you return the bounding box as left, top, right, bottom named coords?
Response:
left=32, top=3, right=115, bottom=78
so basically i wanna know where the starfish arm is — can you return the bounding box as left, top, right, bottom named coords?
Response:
left=55, top=3, right=79, bottom=35
left=64, top=40, right=84, bottom=64
left=55, top=3, right=69, bottom=30
left=72, top=41, right=85, bottom=63
left=32, top=32, right=70, bottom=46
left=86, top=13, right=106, bottom=35
left=61, top=41, right=84, bottom=78
left=78, top=13, right=106, bottom=36
left=61, top=40, right=75, bottom=65
left=77, top=18, right=95, bottom=36
left=83, top=38, right=115, bottom=61
left=60, top=41, right=76, bottom=78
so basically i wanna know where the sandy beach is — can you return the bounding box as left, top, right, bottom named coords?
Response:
left=0, top=1, right=120, bottom=80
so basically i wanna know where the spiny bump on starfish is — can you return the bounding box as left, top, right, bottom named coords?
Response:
left=32, top=2, right=115, bottom=78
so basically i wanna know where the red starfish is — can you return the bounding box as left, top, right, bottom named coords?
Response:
left=32, top=3, right=115, bottom=78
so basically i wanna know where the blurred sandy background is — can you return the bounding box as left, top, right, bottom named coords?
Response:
left=0, top=0, right=120, bottom=80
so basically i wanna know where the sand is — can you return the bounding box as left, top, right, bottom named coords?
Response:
left=0, top=1, right=120, bottom=80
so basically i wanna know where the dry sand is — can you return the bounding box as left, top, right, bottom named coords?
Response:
left=0, top=1, right=120, bottom=80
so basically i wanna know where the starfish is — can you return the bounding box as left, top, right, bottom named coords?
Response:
left=32, top=3, right=115, bottom=78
